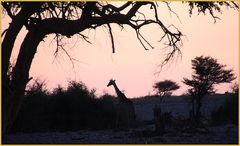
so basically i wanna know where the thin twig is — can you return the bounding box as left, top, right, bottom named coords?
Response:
left=163, top=1, right=182, bottom=23
left=135, top=29, right=148, bottom=50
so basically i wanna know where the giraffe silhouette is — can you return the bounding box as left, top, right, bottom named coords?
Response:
left=107, top=79, right=136, bottom=130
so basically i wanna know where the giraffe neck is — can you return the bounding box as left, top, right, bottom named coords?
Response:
left=112, top=83, right=127, bottom=100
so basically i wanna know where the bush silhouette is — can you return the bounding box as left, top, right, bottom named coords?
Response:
left=11, top=79, right=50, bottom=132
left=10, top=80, right=118, bottom=133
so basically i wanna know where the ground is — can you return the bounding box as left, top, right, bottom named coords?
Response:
left=3, top=124, right=238, bottom=144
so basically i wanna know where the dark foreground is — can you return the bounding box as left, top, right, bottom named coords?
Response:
left=3, top=124, right=238, bottom=144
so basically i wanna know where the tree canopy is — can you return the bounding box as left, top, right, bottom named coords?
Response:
left=153, top=80, right=180, bottom=98
left=183, top=56, right=235, bottom=95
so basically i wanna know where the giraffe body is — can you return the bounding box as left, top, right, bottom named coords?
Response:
left=107, top=79, right=136, bottom=129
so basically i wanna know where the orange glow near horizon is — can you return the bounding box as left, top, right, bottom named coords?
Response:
left=2, top=2, right=239, bottom=97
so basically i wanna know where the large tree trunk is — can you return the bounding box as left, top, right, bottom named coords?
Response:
left=2, top=27, right=45, bottom=135
left=2, top=3, right=43, bottom=80
left=2, top=3, right=43, bottom=134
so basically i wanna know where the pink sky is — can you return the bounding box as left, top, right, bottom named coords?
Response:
left=2, top=2, right=239, bottom=97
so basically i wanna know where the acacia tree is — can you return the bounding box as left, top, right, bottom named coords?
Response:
left=153, top=80, right=180, bottom=102
left=1, top=2, right=238, bottom=134
left=183, top=56, right=235, bottom=122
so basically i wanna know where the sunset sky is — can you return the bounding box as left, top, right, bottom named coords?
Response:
left=2, top=2, right=239, bottom=97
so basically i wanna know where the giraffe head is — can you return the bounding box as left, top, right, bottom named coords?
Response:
left=107, top=79, right=115, bottom=87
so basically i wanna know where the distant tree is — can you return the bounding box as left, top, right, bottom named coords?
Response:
left=230, top=82, right=239, bottom=94
left=183, top=56, right=235, bottom=122
left=153, top=80, right=179, bottom=135
left=153, top=80, right=180, bottom=102
left=2, top=1, right=238, bottom=134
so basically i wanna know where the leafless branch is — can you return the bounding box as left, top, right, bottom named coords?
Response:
left=77, top=32, right=92, bottom=44
left=163, top=1, right=181, bottom=23
left=52, top=33, right=80, bottom=69
left=102, top=1, right=133, bottom=14
left=135, top=29, right=148, bottom=50
left=138, top=31, right=154, bottom=49
left=107, top=24, right=115, bottom=53
left=24, top=2, right=183, bottom=71
left=208, top=9, right=221, bottom=23
left=53, top=34, right=60, bottom=57
left=136, top=11, right=146, bottom=20
left=127, top=2, right=183, bottom=69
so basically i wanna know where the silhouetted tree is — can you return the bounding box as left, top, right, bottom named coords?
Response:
left=152, top=80, right=179, bottom=135
left=230, top=82, right=239, bottom=94
left=183, top=56, right=235, bottom=123
left=153, top=80, right=180, bottom=102
left=2, top=2, right=238, bottom=134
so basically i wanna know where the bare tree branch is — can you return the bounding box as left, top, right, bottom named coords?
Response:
left=24, top=2, right=182, bottom=63
left=163, top=1, right=181, bottom=23
left=208, top=9, right=221, bottom=23
left=107, top=24, right=115, bottom=53
left=77, top=32, right=92, bottom=44
left=102, top=1, right=133, bottom=14
left=52, top=33, right=79, bottom=69
left=135, top=29, right=148, bottom=50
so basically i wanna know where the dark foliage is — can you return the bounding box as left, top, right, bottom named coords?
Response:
left=10, top=80, right=118, bottom=133
left=153, top=80, right=180, bottom=98
left=183, top=56, right=235, bottom=95
left=187, top=2, right=238, bottom=23
left=211, top=88, right=238, bottom=125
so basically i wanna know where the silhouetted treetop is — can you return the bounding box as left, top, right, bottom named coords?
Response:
left=187, top=2, right=238, bottom=22
left=153, top=80, right=180, bottom=102
left=186, top=56, right=236, bottom=90
left=184, top=56, right=235, bottom=94
left=153, top=80, right=180, bottom=95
